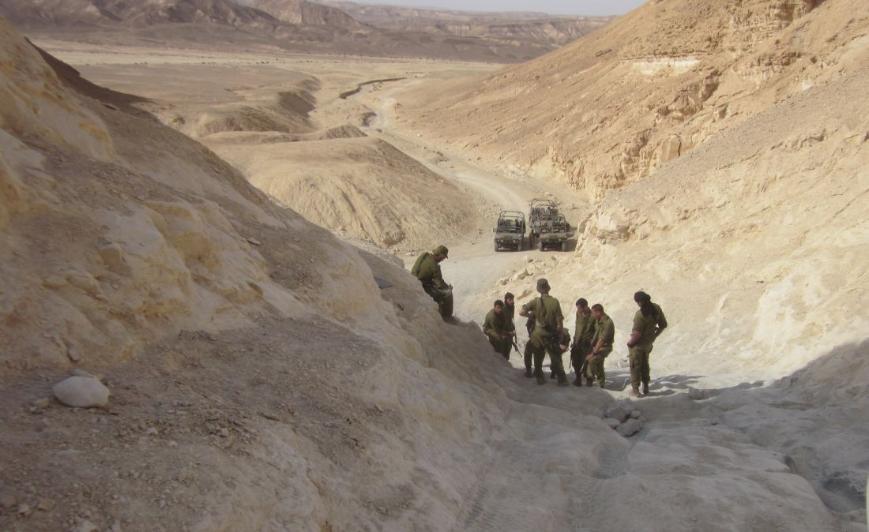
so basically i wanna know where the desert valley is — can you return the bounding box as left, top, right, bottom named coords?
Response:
left=0, top=0, right=867, bottom=530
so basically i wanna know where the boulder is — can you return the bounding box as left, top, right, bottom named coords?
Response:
left=617, top=418, right=643, bottom=438
left=52, top=376, right=110, bottom=408
left=605, top=418, right=621, bottom=430
left=605, top=404, right=630, bottom=423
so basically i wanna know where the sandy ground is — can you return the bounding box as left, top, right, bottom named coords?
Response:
left=5, top=34, right=866, bottom=532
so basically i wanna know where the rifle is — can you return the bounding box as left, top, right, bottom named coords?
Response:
left=511, top=335, right=520, bottom=353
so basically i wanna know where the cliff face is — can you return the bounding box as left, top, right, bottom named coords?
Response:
left=406, top=0, right=867, bottom=199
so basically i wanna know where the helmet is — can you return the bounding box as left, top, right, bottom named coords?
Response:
left=433, top=245, right=449, bottom=258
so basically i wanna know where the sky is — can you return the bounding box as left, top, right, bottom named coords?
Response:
left=350, top=0, right=646, bottom=16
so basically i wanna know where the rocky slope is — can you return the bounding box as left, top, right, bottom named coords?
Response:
left=0, top=0, right=604, bottom=62
left=1, top=14, right=867, bottom=532
left=406, top=0, right=868, bottom=198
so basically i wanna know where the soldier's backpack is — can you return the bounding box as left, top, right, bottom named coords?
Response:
left=411, top=252, right=430, bottom=278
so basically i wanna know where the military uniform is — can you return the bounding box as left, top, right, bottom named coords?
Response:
left=587, top=313, right=614, bottom=387
left=550, top=328, right=571, bottom=379
left=523, top=315, right=536, bottom=376
left=504, top=302, right=516, bottom=357
left=570, top=309, right=595, bottom=379
left=483, top=309, right=512, bottom=360
left=630, top=303, right=668, bottom=392
left=413, top=252, right=447, bottom=303
left=523, top=294, right=567, bottom=384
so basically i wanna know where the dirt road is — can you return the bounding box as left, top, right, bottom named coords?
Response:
left=354, top=79, right=585, bottom=326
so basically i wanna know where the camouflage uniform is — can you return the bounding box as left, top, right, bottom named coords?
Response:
left=413, top=252, right=447, bottom=303
left=523, top=294, right=567, bottom=384
left=587, top=313, right=614, bottom=387
left=483, top=308, right=512, bottom=360
left=630, top=303, right=668, bottom=390
left=570, top=308, right=595, bottom=378
left=523, top=315, right=536, bottom=375
left=504, top=301, right=516, bottom=357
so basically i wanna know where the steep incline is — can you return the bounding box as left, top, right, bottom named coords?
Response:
left=406, top=0, right=868, bottom=198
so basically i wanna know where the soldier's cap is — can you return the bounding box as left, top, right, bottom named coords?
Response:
left=536, top=278, right=550, bottom=292
left=433, top=245, right=449, bottom=258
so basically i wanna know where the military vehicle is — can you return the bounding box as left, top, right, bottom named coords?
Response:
left=493, top=210, right=526, bottom=252
left=528, top=199, right=572, bottom=251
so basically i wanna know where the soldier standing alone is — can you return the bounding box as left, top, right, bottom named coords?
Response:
left=626, top=291, right=668, bottom=397
left=520, top=279, right=568, bottom=386
left=411, top=245, right=452, bottom=318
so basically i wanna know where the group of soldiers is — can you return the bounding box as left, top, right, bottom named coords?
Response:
left=484, top=278, right=668, bottom=397
left=412, top=245, right=668, bottom=398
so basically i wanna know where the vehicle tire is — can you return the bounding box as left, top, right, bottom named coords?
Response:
left=539, top=240, right=545, bottom=251
left=494, top=242, right=499, bottom=253
left=560, top=241, right=567, bottom=252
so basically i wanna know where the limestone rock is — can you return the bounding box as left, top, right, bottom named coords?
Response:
left=605, top=404, right=630, bottom=423
left=617, top=418, right=643, bottom=438
left=52, top=376, right=110, bottom=408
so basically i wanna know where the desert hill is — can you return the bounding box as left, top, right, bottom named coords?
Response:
left=405, top=0, right=868, bottom=197
left=318, top=0, right=612, bottom=49
left=1, top=8, right=868, bottom=531
left=0, top=0, right=610, bottom=62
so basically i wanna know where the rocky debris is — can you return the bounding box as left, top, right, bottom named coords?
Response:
left=604, top=403, right=644, bottom=438
left=17, top=502, right=32, bottom=517
left=52, top=376, right=110, bottom=408
left=605, top=418, right=621, bottom=430
left=604, top=404, right=630, bottom=423
left=617, top=418, right=644, bottom=438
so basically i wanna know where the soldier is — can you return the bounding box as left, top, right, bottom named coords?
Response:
left=550, top=327, right=572, bottom=379
left=519, top=278, right=568, bottom=386
left=571, top=298, right=595, bottom=386
left=522, top=308, right=536, bottom=378
left=483, top=300, right=513, bottom=360
left=411, top=245, right=450, bottom=306
left=626, top=291, right=668, bottom=397
left=504, top=292, right=517, bottom=357
left=586, top=304, right=614, bottom=388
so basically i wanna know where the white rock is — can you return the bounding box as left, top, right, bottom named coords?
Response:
left=605, top=418, right=621, bottom=430
left=617, top=418, right=643, bottom=438
left=52, top=376, right=110, bottom=408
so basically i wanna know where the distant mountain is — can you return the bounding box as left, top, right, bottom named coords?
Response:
left=317, top=0, right=613, bottom=48
left=0, top=0, right=611, bottom=61
left=0, top=0, right=283, bottom=30
left=247, top=0, right=363, bottom=29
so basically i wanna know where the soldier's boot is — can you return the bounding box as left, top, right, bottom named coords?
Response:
left=642, top=380, right=650, bottom=395
left=629, top=385, right=641, bottom=398
left=535, top=370, right=546, bottom=386
left=524, top=367, right=534, bottom=378
left=573, top=375, right=583, bottom=386
left=557, top=372, right=569, bottom=387
left=550, top=371, right=556, bottom=380
left=586, top=378, right=594, bottom=387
